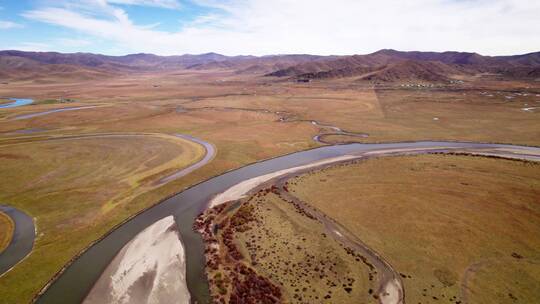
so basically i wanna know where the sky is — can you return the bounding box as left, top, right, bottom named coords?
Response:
left=0, top=0, right=539, bottom=56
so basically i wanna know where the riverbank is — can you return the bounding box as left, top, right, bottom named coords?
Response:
left=199, top=144, right=540, bottom=303
left=0, top=133, right=207, bottom=304
left=0, top=206, right=35, bottom=277
left=0, top=98, right=33, bottom=109
left=0, top=211, right=14, bottom=253
left=34, top=141, right=540, bottom=304
left=287, top=154, right=540, bottom=304
left=83, top=216, right=190, bottom=304
left=156, top=134, right=216, bottom=185
left=209, top=155, right=357, bottom=207
left=12, top=105, right=101, bottom=120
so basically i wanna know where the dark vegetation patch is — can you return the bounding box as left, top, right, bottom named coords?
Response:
left=195, top=186, right=374, bottom=303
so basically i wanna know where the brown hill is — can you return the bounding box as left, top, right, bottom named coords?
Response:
left=0, top=50, right=241, bottom=81
left=0, top=54, right=115, bottom=81
left=1, top=49, right=539, bottom=82
left=0, top=50, right=319, bottom=80
left=266, top=54, right=394, bottom=77
left=358, top=60, right=463, bottom=82
left=292, top=60, right=465, bottom=82
left=370, top=49, right=494, bottom=65
left=186, top=54, right=328, bottom=74
left=266, top=49, right=540, bottom=82
left=499, top=52, right=540, bottom=67
left=490, top=66, right=540, bottom=80
left=0, top=50, right=236, bottom=72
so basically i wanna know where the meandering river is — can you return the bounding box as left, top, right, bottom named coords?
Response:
left=35, top=141, right=540, bottom=304
left=0, top=98, right=33, bottom=109
left=0, top=206, right=35, bottom=277
left=12, top=106, right=100, bottom=120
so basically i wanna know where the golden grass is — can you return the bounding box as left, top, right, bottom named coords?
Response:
left=362, top=88, right=540, bottom=145
left=241, top=193, right=374, bottom=303
left=0, top=211, right=14, bottom=253
left=466, top=258, right=540, bottom=304
left=1, top=73, right=539, bottom=146
left=0, top=134, right=204, bottom=303
left=206, top=192, right=375, bottom=303
left=288, top=155, right=540, bottom=304
left=0, top=71, right=538, bottom=302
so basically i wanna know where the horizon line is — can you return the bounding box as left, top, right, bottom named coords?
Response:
left=1, top=48, right=539, bottom=58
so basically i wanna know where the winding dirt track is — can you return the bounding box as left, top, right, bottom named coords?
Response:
left=207, top=144, right=540, bottom=304
left=460, top=257, right=540, bottom=304
left=276, top=184, right=403, bottom=304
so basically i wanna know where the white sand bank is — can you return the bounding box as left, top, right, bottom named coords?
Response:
left=379, top=279, right=404, bottom=304
left=83, top=216, right=190, bottom=304
left=209, top=155, right=357, bottom=208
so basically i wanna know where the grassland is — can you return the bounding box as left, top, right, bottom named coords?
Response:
left=288, top=154, right=540, bottom=304
left=236, top=193, right=375, bottom=303
left=0, top=70, right=539, bottom=302
left=197, top=191, right=375, bottom=303
left=32, top=99, right=75, bottom=105
left=1, top=74, right=539, bottom=147
left=0, top=211, right=14, bottom=253
left=0, top=134, right=204, bottom=303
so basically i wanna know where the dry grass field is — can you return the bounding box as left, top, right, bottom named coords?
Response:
left=288, top=154, right=540, bottom=304
left=1, top=74, right=539, bottom=148
left=0, top=134, right=204, bottom=302
left=314, top=85, right=540, bottom=145
left=237, top=193, right=376, bottom=303
left=0, top=70, right=539, bottom=302
left=0, top=211, right=14, bottom=253
left=201, top=192, right=376, bottom=303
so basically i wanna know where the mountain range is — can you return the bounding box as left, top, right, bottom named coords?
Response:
left=1, top=49, right=539, bottom=82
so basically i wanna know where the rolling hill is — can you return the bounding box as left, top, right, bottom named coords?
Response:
left=1, top=49, right=539, bottom=82
left=266, top=49, right=540, bottom=82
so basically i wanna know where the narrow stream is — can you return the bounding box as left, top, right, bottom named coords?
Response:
left=13, top=106, right=100, bottom=120
left=36, top=141, right=540, bottom=304
left=156, top=134, right=216, bottom=185
left=0, top=205, right=35, bottom=276
left=0, top=98, right=33, bottom=109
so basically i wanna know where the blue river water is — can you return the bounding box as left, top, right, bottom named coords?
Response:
left=0, top=98, right=34, bottom=109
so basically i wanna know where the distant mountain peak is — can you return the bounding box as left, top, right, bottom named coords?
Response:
left=1, top=49, right=539, bottom=82
left=372, top=49, right=400, bottom=55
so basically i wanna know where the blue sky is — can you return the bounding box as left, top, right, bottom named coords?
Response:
left=0, top=0, right=539, bottom=56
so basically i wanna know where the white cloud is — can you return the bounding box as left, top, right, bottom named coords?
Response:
left=7, top=38, right=92, bottom=53
left=56, top=38, right=93, bottom=47
left=21, top=0, right=540, bottom=56
left=0, top=20, right=23, bottom=29
left=7, top=42, right=51, bottom=52
left=107, top=0, right=181, bottom=9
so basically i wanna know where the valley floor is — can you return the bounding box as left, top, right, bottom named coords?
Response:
left=288, top=155, right=540, bottom=304
left=0, top=70, right=539, bottom=303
